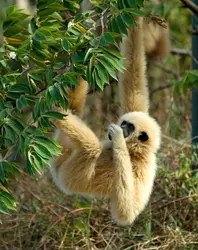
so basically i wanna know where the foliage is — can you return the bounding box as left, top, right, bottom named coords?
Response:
left=0, top=0, right=147, bottom=214
left=170, top=70, right=198, bottom=95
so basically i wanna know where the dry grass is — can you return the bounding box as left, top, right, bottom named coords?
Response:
left=0, top=140, right=198, bottom=250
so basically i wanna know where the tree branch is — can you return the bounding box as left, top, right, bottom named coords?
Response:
left=180, top=0, right=198, bottom=16
left=170, top=48, right=192, bottom=56
left=150, top=83, right=173, bottom=97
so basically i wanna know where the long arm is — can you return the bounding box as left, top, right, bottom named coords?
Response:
left=119, top=18, right=149, bottom=114
left=108, top=124, right=137, bottom=225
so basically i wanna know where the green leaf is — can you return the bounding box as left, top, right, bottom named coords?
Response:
left=62, top=39, right=70, bottom=53
left=5, top=5, right=15, bottom=16
left=26, top=151, right=35, bottom=175
left=34, top=137, right=61, bottom=156
left=94, top=64, right=109, bottom=84
left=93, top=68, right=104, bottom=90
left=102, top=52, right=124, bottom=72
left=8, top=84, right=30, bottom=93
left=28, top=153, right=44, bottom=174
left=97, top=57, right=118, bottom=80
left=20, top=95, right=28, bottom=106
left=33, top=100, right=41, bottom=121
left=4, top=24, right=26, bottom=37
left=126, top=0, right=137, bottom=8
left=116, top=15, right=128, bottom=36
left=110, top=17, right=120, bottom=34
left=136, top=0, right=144, bottom=7
left=4, top=125, right=16, bottom=143
left=45, top=69, right=53, bottom=85
left=43, top=111, right=66, bottom=120
left=126, top=8, right=145, bottom=17
left=34, top=31, right=46, bottom=42
left=0, top=188, right=16, bottom=213
left=39, top=117, right=53, bottom=128
left=0, top=163, right=5, bottom=183
left=16, top=98, right=23, bottom=112
left=31, top=143, right=52, bottom=159
left=101, top=32, right=116, bottom=45
left=121, top=12, right=136, bottom=26
left=6, top=119, right=23, bottom=135
left=102, top=47, right=123, bottom=59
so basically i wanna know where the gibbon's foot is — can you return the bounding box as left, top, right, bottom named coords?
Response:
left=108, top=124, right=123, bottom=142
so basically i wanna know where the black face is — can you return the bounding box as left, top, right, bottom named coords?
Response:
left=120, top=121, right=135, bottom=138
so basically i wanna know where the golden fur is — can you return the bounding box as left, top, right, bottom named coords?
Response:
left=50, top=18, right=161, bottom=225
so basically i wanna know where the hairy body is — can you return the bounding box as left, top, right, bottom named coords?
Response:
left=51, top=18, right=161, bottom=225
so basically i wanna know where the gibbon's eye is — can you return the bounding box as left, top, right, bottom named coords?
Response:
left=138, top=132, right=149, bottom=142
left=121, top=121, right=135, bottom=138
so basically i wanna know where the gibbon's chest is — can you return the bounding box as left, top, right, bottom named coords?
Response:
left=130, top=153, right=156, bottom=180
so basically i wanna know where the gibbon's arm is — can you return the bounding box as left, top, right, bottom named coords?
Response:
left=119, top=18, right=149, bottom=114
left=53, top=112, right=101, bottom=155
left=108, top=124, right=135, bottom=225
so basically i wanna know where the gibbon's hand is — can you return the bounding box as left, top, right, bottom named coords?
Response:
left=108, top=124, right=124, bottom=142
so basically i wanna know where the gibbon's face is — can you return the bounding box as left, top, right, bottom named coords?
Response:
left=118, top=112, right=161, bottom=153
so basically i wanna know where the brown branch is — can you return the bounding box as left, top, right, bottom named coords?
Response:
left=170, top=48, right=192, bottom=56
left=180, top=0, right=198, bottom=15
left=153, top=62, right=178, bottom=78
left=150, top=83, right=173, bottom=97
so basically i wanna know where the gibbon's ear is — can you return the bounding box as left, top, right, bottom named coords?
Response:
left=138, top=132, right=149, bottom=142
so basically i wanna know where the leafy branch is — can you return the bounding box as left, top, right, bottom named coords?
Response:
left=0, top=0, right=147, bottom=214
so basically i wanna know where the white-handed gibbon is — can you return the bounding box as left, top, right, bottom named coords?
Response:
left=50, top=17, right=161, bottom=225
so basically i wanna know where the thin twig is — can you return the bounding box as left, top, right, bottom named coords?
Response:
left=162, top=134, right=191, bottom=148
left=180, top=0, right=198, bottom=15
left=157, top=194, right=198, bottom=210
left=150, top=83, right=173, bottom=96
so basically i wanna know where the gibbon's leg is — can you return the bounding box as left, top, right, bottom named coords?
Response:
left=108, top=124, right=136, bottom=225
left=67, top=76, right=88, bottom=117
left=143, top=20, right=169, bottom=60
left=119, top=18, right=149, bottom=114
left=55, top=147, right=100, bottom=193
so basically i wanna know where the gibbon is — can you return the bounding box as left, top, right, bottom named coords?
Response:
left=50, top=17, right=161, bottom=225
